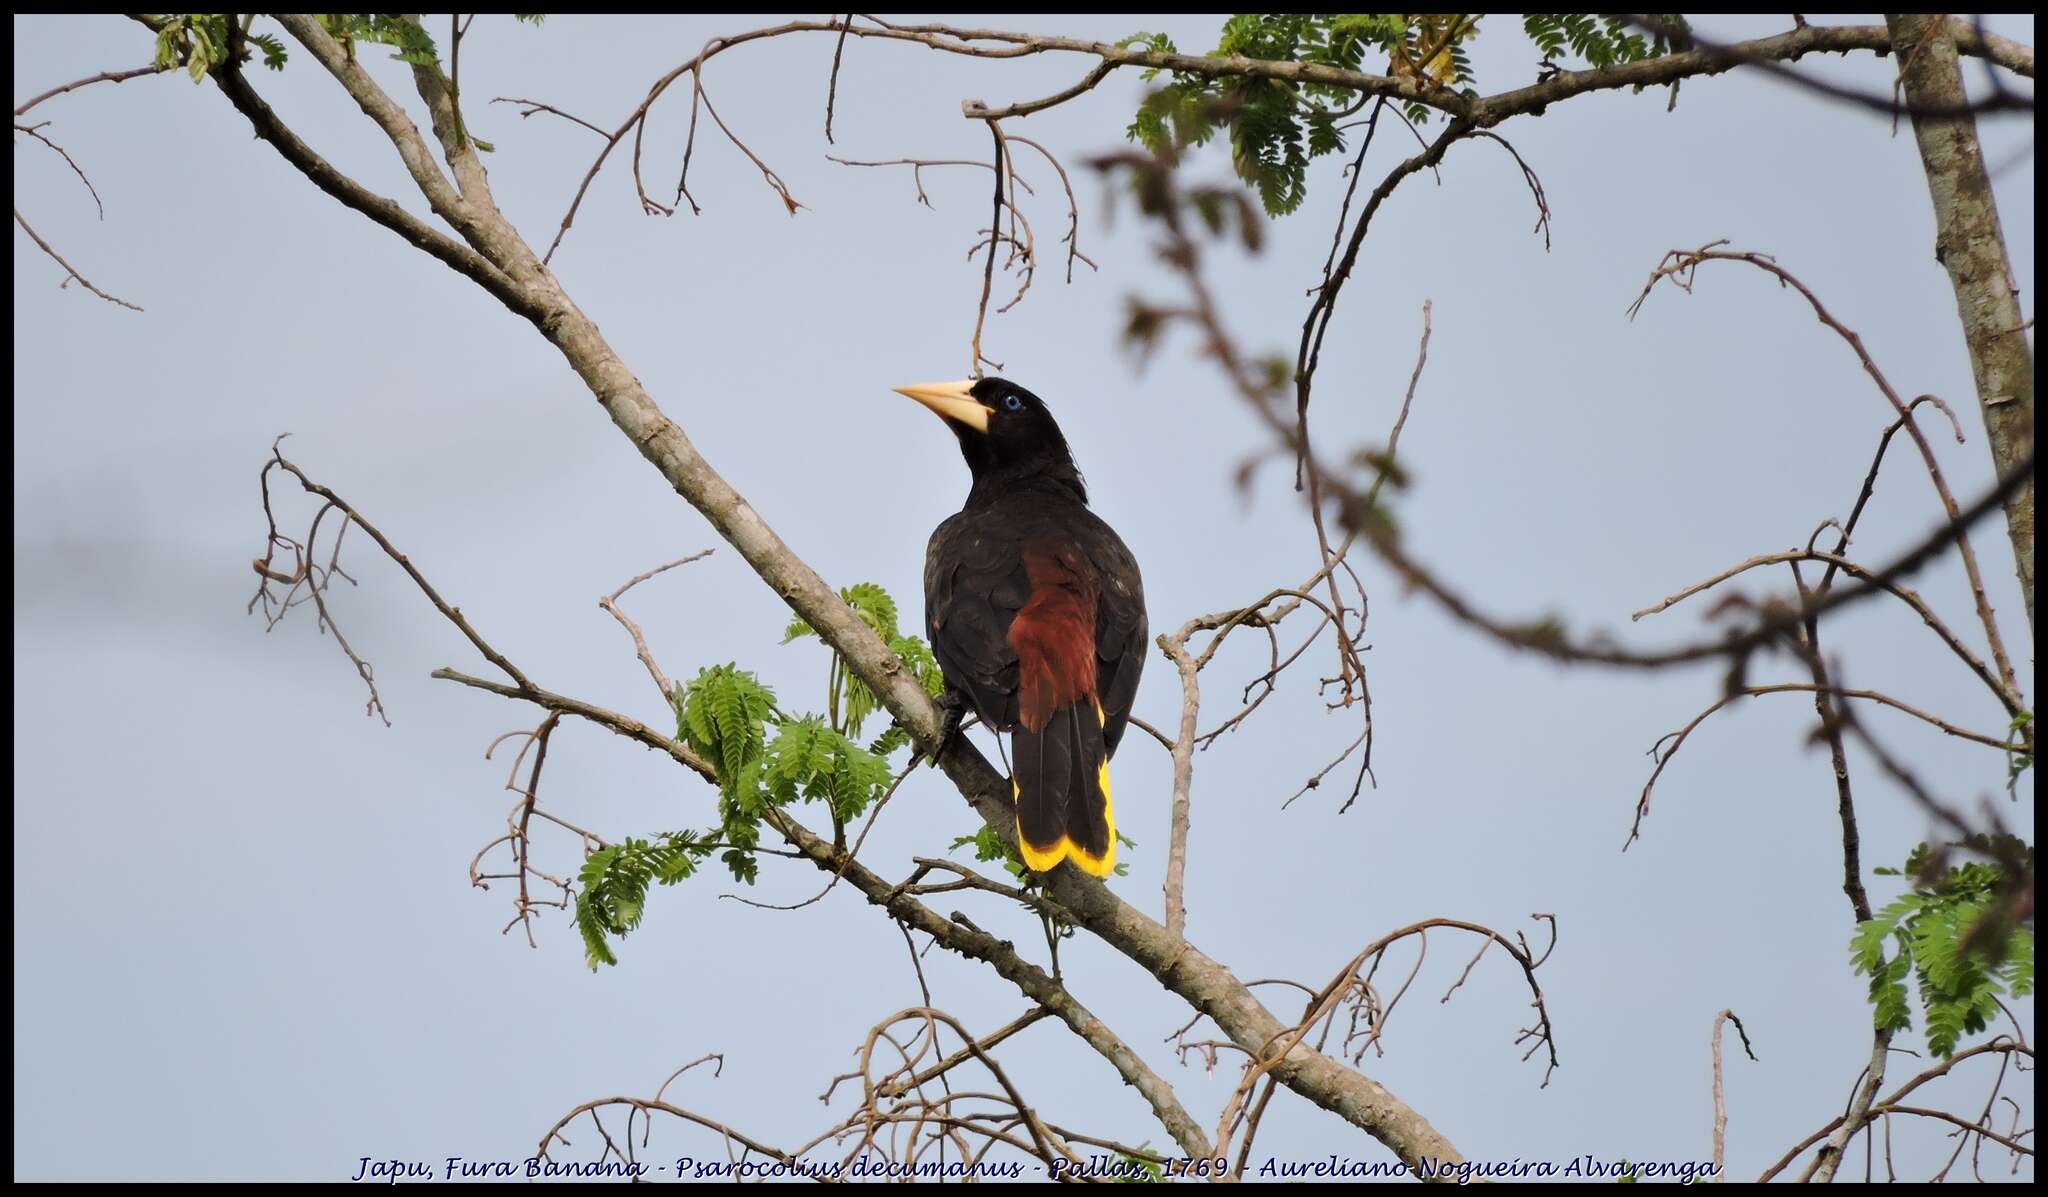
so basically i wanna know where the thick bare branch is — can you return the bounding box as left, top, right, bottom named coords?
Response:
left=1889, top=13, right=2036, bottom=632
left=1615, top=15, right=2034, bottom=118
left=206, top=58, right=534, bottom=318
left=272, top=16, right=467, bottom=233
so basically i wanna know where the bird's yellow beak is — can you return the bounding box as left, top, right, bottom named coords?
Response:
left=893, top=380, right=990, bottom=434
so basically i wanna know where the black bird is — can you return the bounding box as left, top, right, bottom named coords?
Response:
left=894, top=377, right=1147, bottom=876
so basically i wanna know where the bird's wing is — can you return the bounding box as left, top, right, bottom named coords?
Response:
left=926, top=499, right=1146, bottom=752
left=1086, top=516, right=1147, bottom=759
left=925, top=512, right=1027, bottom=729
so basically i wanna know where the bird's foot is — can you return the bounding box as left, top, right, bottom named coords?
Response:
left=917, top=692, right=969, bottom=767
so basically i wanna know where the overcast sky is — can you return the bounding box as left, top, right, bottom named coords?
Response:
left=14, top=13, right=2035, bottom=1183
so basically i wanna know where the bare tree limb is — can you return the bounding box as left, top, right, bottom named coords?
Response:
left=1616, top=15, right=2034, bottom=118
left=15, top=62, right=171, bottom=117
left=1765, top=1039, right=2034, bottom=1182
left=1631, top=548, right=2020, bottom=716
left=15, top=122, right=106, bottom=218
left=1630, top=245, right=2023, bottom=701
left=1888, top=12, right=2036, bottom=632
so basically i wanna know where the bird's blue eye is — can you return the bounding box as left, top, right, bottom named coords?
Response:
left=1003, top=395, right=1024, bottom=412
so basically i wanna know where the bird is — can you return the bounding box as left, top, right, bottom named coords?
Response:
left=893, top=377, right=1147, bottom=877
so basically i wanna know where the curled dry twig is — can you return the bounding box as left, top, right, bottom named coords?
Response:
left=1185, top=914, right=1561, bottom=1170
left=542, top=1005, right=1172, bottom=1179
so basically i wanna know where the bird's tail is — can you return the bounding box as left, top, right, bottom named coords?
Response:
left=1012, top=700, right=1116, bottom=876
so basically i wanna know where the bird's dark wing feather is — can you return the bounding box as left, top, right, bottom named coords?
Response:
left=926, top=494, right=1146, bottom=757
left=925, top=512, right=1027, bottom=729
left=1087, top=519, right=1147, bottom=759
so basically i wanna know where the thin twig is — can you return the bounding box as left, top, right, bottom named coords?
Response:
left=13, top=207, right=140, bottom=310
left=1711, top=1009, right=1757, bottom=1178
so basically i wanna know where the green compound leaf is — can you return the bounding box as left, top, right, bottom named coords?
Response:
left=1120, top=14, right=1680, bottom=217
left=1852, top=844, right=2034, bottom=1056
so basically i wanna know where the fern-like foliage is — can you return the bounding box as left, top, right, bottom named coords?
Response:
left=1122, top=13, right=1682, bottom=217
left=763, top=715, right=896, bottom=821
left=951, top=824, right=1030, bottom=881
left=1123, top=14, right=1466, bottom=217
left=575, top=583, right=942, bottom=969
left=1851, top=841, right=2035, bottom=1057
left=314, top=14, right=441, bottom=65
left=784, top=581, right=945, bottom=737
left=676, top=663, right=776, bottom=786
left=1522, top=14, right=1681, bottom=69
left=573, top=832, right=711, bottom=969
left=672, top=663, right=779, bottom=888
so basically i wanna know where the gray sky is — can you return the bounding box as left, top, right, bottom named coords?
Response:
left=14, top=13, right=2035, bottom=1183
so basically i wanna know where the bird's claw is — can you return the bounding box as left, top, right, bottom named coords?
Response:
left=918, top=692, right=968, bottom=767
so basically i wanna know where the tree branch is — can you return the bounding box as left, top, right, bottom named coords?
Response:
left=15, top=62, right=171, bottom=117
left=12, top=207, right=141, bottom=310
left=1888, top=13, right=2036, bottom=633
left=205, top=54, right=536, bottom=319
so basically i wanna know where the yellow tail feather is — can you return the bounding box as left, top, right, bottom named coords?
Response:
left=1011, top=703, right=1117, bottom=877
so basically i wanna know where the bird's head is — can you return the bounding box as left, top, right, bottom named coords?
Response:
left=892, top=376, right=1085, bottom=498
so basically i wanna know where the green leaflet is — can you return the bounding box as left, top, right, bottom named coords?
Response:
left=247, top=31, right=287, bottom=70
left=786, top=580, right=898, bottom=642
left=151, top=15, right=236, bottom=79
left=316, top=14, right=441, bottom=66
left=891, top=636, right=946, bottom=697
left=952, top=825, right=1028, bottom=881
left=2002, top=928, right=2035, bottom=998
left=1522, top=14, right=1679, bottom=69
left=764, top=716, right=895, bottom=821
left=572, top=833, right=710, bottom=970
left=583, top=584, right=938, bottom=967
left=672, top=664, right=777, bottom=887
left=1849, top=843, right=2034, bottom=1057
left=1867, top=953, right=1913, bottom=1034
left=1850, top=893, right=1922, bottom=972
left=151, top=14, right=542, bottom=79
left=676, top=663, right=774, bottom=787
left=785, top=583, right=944, bottom=736
left=1122, top=13, right=1682, bottom=216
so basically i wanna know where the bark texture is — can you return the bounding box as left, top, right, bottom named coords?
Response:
left=1888, top=13, right=2036, bottom=631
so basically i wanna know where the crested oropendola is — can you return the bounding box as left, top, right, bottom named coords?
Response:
left=893, top=377, right=1147, bottom=877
